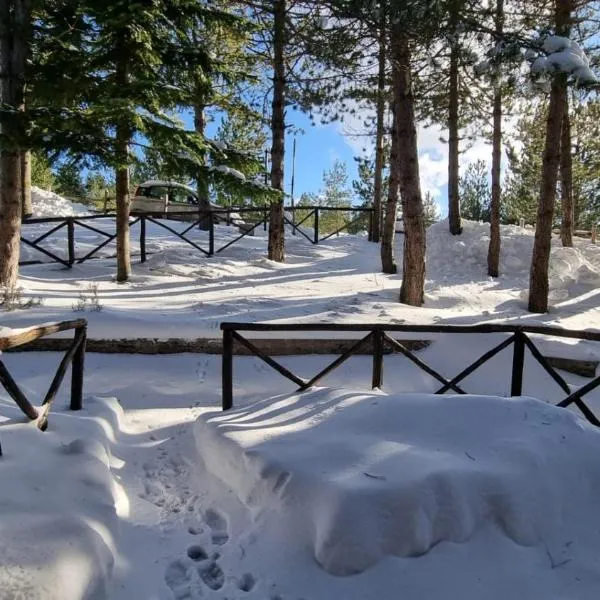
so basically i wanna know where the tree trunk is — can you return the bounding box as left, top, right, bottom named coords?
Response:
left=380, top=107, right=398, bottom=274
left=268, top=0, right=286, bottom=263
left=393, top=29, right=425, bottom=306
left=194, top=103, right=209, bottom=201
left=0, top=0, right=30, bottom=291
left=21, top=150, right=32, bottom=218
left=372, top=11, right=386, bottom=244
left=559, top=94, right=573, bottom=247
left=115, top=44, right=131, bottom=282
left=487, top=0, right=503, bottom=277
left=447, top=23, right=461, bottom=235
left=528, top=0, right=570, bottom=313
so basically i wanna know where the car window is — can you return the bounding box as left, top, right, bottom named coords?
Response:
left=170, top=187, right=197, bottom=205
left=147, top=186, right=170, bottom=199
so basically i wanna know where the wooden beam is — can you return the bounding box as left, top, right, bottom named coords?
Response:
left=0, top=320, right=86, bottom=351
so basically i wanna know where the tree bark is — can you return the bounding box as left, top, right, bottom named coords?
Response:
left=559, top=94, right=573, bottom=247
left=0, top=0, right=30, bottom=291
left=268, top=0, right=285, bottom=263
left=372, top=11, right=386, bottom=244
left=392, top=30, right=425, bottom=306
left=115, top=42, right=131, bottom=282
left=21, top=150, right=32, bottom=218
left=194, top=103, right=209, bottom=201
left=528, top=0, right=571, bottom=313
left=447, top=14, right=462, bottom=236
left=487, top=0, right=503, bottom=277
left=380, top=107, right=398, bottom=274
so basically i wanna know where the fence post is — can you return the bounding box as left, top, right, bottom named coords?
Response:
left=314, top=208, right=320, bottom=244
left=67, top=218, right=75, bottom=266
left=140, top=215, right=147, bottom=263
left=208, top=211, right=215, bottom=256
left=372, top=328, right=384, bottom=389
left=510, top=330, right=525, bottom=396
left=70, top=325, right=86, bottom=411
left=222, top=328, right=234, bottom=410
left=592, top=224, right=597, bottom=244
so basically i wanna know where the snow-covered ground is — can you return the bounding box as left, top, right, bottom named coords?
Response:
left=3, top=190, right=600, bottom=599
left=10, top=216, right=600, bottom=346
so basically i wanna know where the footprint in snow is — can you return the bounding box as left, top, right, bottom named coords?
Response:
left=164, top=559, right=193, bottom=600
left=204, top=507, right=229, bottom=546
left=198, top=561, right=225, bottom=591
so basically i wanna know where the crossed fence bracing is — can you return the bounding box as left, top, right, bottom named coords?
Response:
left=20, top=206, right=375, bottom=268
left=220, top=322, right=600, bottom=427
left=0, top=319, right=86, bottom=440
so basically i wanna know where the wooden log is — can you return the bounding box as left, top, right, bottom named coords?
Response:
left=0, top=320, right=86, bottom=351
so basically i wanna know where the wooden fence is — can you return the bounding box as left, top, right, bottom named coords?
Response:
left=20, top=205, right=375, bottom=268
left=0, top=319, right=86, bottom=445
left=220, top=322, right=600, bottom=427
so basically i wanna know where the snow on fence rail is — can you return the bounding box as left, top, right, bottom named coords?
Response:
left=0, top=319, right=86, bottom=439
left=220, top=322, right=600, bottom=426
left=19, top=206, right=375, bottom=267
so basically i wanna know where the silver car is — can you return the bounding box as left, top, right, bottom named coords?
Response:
left=130, top=180, right=244, bottom=226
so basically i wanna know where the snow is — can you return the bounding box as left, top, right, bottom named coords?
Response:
left=210, top=165, right=247, bottom=181
left=531, top=35, right=598, bottom=83
left=3, top=213, right=600, bottom=599
left=9, top=218, right=600, bottom=349
left=31, top=186, right=91, bottom=218
left=0, top=395, right=121, bottom=599
left=196, top=389, right=600, bottom=582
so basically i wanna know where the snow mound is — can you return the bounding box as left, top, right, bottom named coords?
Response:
left=195, top=389, right=600, bottom=576
left=426, top=219, right=600, bottom=299
left=0, top=396, right=121, bottom=599
left=31, top=186, right=91, bottom=218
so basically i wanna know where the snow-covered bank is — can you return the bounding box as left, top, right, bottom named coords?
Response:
left=0, top=396, right=121, bottom=600
left=31, top=186, right=92, bottom=218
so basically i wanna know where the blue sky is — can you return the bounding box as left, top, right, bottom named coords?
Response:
left=185, top=106, right=489, bottom=219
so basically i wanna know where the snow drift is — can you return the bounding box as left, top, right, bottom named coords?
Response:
left=31, top=186, right=91, bottom=218
left=0, top=396, right=121, bottom=599
left=195, top=389, right=600, bottom=576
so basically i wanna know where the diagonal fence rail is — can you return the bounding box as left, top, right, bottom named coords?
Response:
left=0, top=319, right=87, bottom=443
left=220, top=322, right=600, bottom=427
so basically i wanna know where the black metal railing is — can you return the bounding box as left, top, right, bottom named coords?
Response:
left=220, top=322, right=600, bottom=426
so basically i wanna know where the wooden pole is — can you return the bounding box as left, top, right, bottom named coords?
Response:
left=372, top=328, right=384, bottom=389
left=510, top=330, right=525, bottom=396
left=140, top=215, right=146, bottom=263
left=222, top=329, right=234, bottom=410
left=70, top=326, right=86, bottom=411
left=67, top=218, right=75, bottom=266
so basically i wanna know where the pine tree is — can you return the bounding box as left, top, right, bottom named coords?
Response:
left=459, top=160, right=491, bottom=221
left=0, top=0, right=30, bottom=291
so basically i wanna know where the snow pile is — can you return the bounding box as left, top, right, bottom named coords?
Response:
left=31, top=186, right=91, bottom=218
left=426, top=219, right=600, bottom=300
left=195, top=389, right=600, bottom=578
left=0, top=396, right=121, bottom=599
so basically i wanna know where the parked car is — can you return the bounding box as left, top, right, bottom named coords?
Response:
left=130, top=180, right=245, bottom=227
